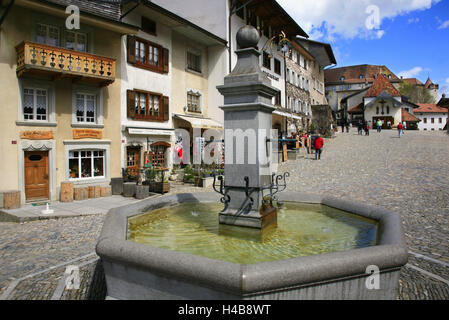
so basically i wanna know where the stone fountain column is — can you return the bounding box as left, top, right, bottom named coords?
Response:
left=216, top=25, right=280, bottom=229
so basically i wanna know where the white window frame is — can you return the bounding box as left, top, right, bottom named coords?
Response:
left=68, top=150, right=105, bottom=180
left=23, top=87, right=48, bottom=121
left=71, top=85, right=103, bottom=128
left=17, top=79, right=56, bottom=126
left=186, top=89, right=202, bottom=113
left=64, top=141, right=111, bottom=185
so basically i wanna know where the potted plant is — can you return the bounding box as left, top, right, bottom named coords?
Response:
left=183, top=165, right=195, bottom=184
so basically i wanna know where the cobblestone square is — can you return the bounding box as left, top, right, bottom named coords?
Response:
left=1, top=129, right=448, bottom=300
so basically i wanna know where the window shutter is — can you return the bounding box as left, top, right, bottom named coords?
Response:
left=163, top=48, right=169, bottom=73
left=163, top=96, right=169, bottom=121
left=127, top=36, right=136, bottom=64
left=127, top=90, right=136, bottom=119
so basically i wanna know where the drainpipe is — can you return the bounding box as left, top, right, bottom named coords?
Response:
left=0, top=0, right=14, bottom=27
left=284, top=52, right=288, bottom=135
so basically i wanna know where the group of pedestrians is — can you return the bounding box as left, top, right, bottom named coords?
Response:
left=357, top=121, right=370, bottom=136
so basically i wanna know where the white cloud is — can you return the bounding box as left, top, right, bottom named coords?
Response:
left=440, top=78, right=449, bottom=98
left=408, top=17, right=420, bottom=23
left=397, top=67, right=424, bottom=78
left=438, top=20, right=449, bottom=29
left=276, top=0, right=441, bottom=40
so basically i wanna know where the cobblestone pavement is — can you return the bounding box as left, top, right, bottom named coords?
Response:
left=0, top=129, right=447, bottom=299
left=280, top=129, right=449, bottom=299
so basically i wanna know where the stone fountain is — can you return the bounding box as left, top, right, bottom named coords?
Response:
left=215, top=25, right=284, bottom=229
left=96, top=26, right=408, bottom=300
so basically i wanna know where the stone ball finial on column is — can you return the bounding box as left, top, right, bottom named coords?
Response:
left=236, top=25, right=260, bottom=49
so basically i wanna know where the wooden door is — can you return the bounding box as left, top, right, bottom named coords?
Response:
left=126, top=147, right=140, bottom=177
left=24, top=151, right=49, bottom=201
left=373, top=116, right=394, bottom=129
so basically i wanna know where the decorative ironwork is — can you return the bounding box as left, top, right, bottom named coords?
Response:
left=261, top=172, right=290, bottom=205
left=212, top=174, right=230, bottom=205
left=261, top=30, right=293, bottom=58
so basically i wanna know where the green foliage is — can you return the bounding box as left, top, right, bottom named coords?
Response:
left=145, top=168, right=157, bottom=181
left=399, top=82, right=434, bottom=104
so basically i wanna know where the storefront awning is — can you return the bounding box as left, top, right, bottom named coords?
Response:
left=174, top=114, right=223, bottom=129
left=273, top=110, right=303, bottom=120
left=127, top=128, right=173, bottom=136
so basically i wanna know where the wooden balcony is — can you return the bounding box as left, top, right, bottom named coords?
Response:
left=16, top=42, right=116, bottom=86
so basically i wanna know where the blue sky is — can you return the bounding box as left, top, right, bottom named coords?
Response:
left=277, top=0, right=449, bottom=99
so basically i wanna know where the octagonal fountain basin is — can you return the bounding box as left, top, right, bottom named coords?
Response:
left=96, top=192, right=408, bottom=300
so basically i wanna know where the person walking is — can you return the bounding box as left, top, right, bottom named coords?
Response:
left=314, top=134, right=324, bottom=160
left=376, top=119, right=382, bottom=133
left=402, top=121, right=407, bottom=134
left=364, top=121, right=370, bottom=136
left=341, top=119, right=345, bottom=133
left=346, top=119, right=351, bottom=133
left=357, top=121, right=363, bottom=135
left=398, top=122, right=404, bottom=138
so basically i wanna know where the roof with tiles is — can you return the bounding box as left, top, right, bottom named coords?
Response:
left=424, top=77, right=438, bottom=89
left=401, top=109, right=420, bottom=122
left=324, top=64, right=399, bottom=84
left=347, top=103, right=364, bottom=113
left=402, top=78, right=423, bottom=86
left=415, top=104, right=448, bottom=113
left=39, top=0, right=122, bottom=22
left=365, top=74, right=401, bottom=98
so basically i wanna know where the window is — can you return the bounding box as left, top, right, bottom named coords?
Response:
left=376, top=107, right=379, bottom=114
left=439, top=118, right=442, bottom=123
left=299, top=54, right=304, bottom=68
left=187, top=51, right=201, bottom=73
left=386, top=106, right=390, bottom=114
left=141, top=17, right=156, bottom=35
left=127, top=90, right=168, bottom=122
left=135, top=92, right=160, bottom=118
left=150, top=143, right=169, bottom=168
left=424, top=118, right=427, bottom=124
left=274, top=58, right=281, bottom=75
left=274, top=91, right=281, bottom=106
left=76, top=93, right=96, bottom=123
left=128, top=36, right=167, bottom=74
left=187, top=92, right=201, bottom=113
left=360, top=75, right=364, bottom=79
left=68, top=150, right=104, bottom=179
left=431, top=118, right=434, bottom=124
left=341, top=76, right=345, bottom=81
left=23, top=88, right=47, bottom=121
left=36, top=23, right=59, bottom=46
left=263, top=52, right=271, bottom=70
left=286, top=69, right=290, bottom=82
left=65, top=31, right=87, bottom=52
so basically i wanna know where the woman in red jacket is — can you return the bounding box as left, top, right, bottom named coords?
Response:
left=314, top=134, right=324, bottom=160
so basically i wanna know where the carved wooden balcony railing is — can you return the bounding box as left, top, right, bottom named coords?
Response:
left=16, top=41, right=116, bottom=86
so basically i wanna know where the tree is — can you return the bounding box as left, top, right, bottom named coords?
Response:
left=399, top=82, right=435, bottom=104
